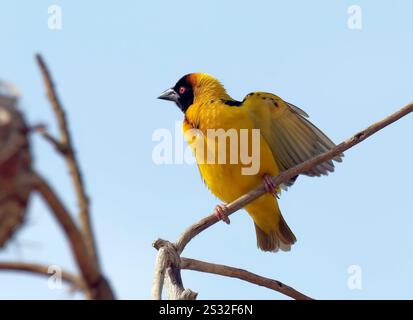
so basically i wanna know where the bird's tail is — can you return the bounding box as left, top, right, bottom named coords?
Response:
left=247, top=195, right=296, bottom=252
left=245, top=194, right=297, bottom=251
left=254, top=213, right=296, bottom=252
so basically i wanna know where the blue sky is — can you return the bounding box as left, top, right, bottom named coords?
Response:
left=1, top=0, right=413, bottom=299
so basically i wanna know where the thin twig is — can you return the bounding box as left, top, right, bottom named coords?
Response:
left=181, top=257, right=312, bottom=300
left=35, top=125, right=68, bottom=154
left=31, top=172, right=114, bottom=299
left=175, top=102, right=413, bottom=253
left=0, top=261, right=84, bottom=291
left=35, top=54, right=99, bottom=266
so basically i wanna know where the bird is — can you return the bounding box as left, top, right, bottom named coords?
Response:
left=158, top=73, right=342, bottom=252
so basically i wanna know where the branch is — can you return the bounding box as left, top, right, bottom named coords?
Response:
left=175, top=102, right=413, bottom=253
left=151, top=245, right=167, bottom=300
left=0, top=261, right=84, bottom=291
left=35, top=54, right=98, bottom=265
left=152, top=239, right=197, bottom=300
left=31, top=172, right=114, bottom=299
left=181, top=257, right=312, bottom=300
left=35, top=125, right=69, bottom=154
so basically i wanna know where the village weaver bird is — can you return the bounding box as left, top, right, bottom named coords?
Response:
left=158, top=73, right=342, bottom=252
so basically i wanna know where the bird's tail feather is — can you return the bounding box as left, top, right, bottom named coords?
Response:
left=254, top=214, right=296, bottom=252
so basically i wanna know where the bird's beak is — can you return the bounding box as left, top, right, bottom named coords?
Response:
left=157, top=88, right=179, bottom=102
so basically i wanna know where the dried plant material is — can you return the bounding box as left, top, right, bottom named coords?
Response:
left=0, top=86, right=33, bottom=248
left=34, top=55, right=114, bottom=299
left=0, top=56, right=115, bottom=299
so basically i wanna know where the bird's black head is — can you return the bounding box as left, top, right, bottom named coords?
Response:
left=158, top=74, right=194, bottom=113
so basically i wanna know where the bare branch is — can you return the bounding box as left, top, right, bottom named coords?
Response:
left=35, top=54, right=98, bottom=266
left=151, top=245, right=167, bottom=300
left=35, top=125, right=69, bottom=154
left=175, top=102, right=413, bottom=253
left=152, top=239, right=197, bottom=300
left=31, top=172, right=114, bottom=299
left=0, top=261, right=84, bottom=291
left=181, top=257, right=312, bottom=300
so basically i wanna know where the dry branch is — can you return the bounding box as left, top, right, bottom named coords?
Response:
left=33, top=54, right=116, bottom=299
left=35, top=54, right=98, bottom=266
left=35, top=125, right=68, bottom=154
left=0, top=56, right=116, bottom=300
left=31, top=172, right=114, bottom=299
left=152, top=239, right=197, bottom=300
left=0, top=261, right=84, bottom=291
left=181, top=257, right=312, bottom=300
left=0, top=56, right=115, bottom=299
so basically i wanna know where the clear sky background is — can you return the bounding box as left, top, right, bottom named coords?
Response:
left=1, top=0, right=413, bottom=299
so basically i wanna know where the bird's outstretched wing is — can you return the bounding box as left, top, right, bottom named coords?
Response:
left=242, top=92, right=342, bottom=184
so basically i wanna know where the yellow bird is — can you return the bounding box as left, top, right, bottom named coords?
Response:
left=158, top=73, right=341, bottom=252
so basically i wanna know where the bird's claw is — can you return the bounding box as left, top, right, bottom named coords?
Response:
left=214, top=204, right=230, bottom=224
left=263, top=174, right=277, bottom=194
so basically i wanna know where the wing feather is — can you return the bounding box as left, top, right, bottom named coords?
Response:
left=244, top=92, right=343, bottom=183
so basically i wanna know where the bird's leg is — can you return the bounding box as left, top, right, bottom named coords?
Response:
left=214, top=204, right=230, bottom=224
left=263, top=174, right=276, bottom=194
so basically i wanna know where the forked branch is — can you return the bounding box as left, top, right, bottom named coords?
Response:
left=1, top=55, right=116, bottom=299
left=31, top=172, right=114, bottom=299
left=32, top=54, right=115, bottom=299
left=35, top=54, right=98, bottom=265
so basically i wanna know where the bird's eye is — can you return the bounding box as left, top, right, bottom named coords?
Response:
left=179, top=86, right=186, bottom=94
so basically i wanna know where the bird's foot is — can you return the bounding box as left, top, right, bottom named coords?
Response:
left=263, top=174, right=276, bottom=194
left=214, top=204, right=230, bottom=224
